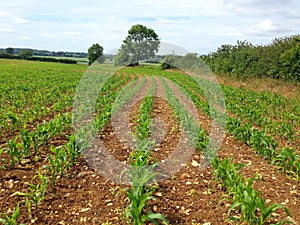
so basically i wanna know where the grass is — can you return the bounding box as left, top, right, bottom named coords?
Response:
left=217, top=74, right=300, bottom=101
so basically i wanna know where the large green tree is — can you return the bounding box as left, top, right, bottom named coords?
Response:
left=114, top=24, right=160, bottom=66
left=19, top=49, right=33, bottom=59
left=5, top=47, right=14, bottom=55
left=88, top=43, right=104, bottom=65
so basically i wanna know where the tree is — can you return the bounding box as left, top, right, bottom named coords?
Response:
left=278, top=44, right=300, bottom=81
left=88, top=43, right=104, bottom=65
left=6, top=47, right=14, bottom=55
left=19, top=49, right=33, bottom=59
left=114, top=24, right=160, bottom=66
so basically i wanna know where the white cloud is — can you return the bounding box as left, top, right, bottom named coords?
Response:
left=0, top=10, right=10, bottom=17
left=0, top=0, right=299, bottom=53
left=244, top=19, right=295, bottom=39
left=18, top=36, right=32, bottom=41
left=0, top=28, right=15, bottom=33
left=14, top=17, right=30, bottom=24
left=251, top=20, right=278, bottom=33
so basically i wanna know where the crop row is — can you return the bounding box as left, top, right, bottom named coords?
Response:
left=223, top=86, right=300, bottom=143
left=146, top=67, right=300, bottom=181
left=175, top=76, right=299, bottom=144
left=122, top=76, right=169, bottom=225
left=0, top=68, right=136, bottom=224
left=159, top=76, right=290, bottom=224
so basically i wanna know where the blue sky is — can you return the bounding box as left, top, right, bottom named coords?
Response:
left=0, top=0, right=299, bottom=54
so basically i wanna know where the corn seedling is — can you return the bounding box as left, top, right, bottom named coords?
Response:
left=228, top=182, right=291, bottom=225
left=0, top=202, right=25, bottom=225
left=213, top=157, right=291, bottom=225
left=30, top=130, right=40, bottom=156
left=274, top=147, right=300, bottom=181
left=125, top=164, right=169, bottom=225
left=5, top=137, right=21, bottom=168
left=212, top=157, right=244, bottom=192
left=36, top=123, right=50, bottom=146
left=15, top=170, right=48, bottom=217
left=45, top=146, right=70, bottom=185
left=120, top=80, right=169, bottom=225
left=20, top=127, right=32, bottom=158
left=66, top=134, right=82, bottom=166
left=6, top=112, right=19, bottom=131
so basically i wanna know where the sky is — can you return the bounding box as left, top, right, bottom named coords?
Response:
left=0, top=0, right=300, bottom=54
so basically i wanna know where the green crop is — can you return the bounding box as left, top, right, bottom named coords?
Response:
left=19, top=127, right=32, bottom=158
left=0, top=202, right=25, bottom=225
left=5, top=137, right=21, bottom=168
left=45, top=146, right=70, bottom=185
left=66, top=134, right=82, bottom=166
left=212, top=157, right=291, bottom=225
left=0, top=59, right=86, bottom=133
left=274, top=147, right=300, bottom=181
left=15, top=169, right=48, bottom=217
left=212, top=157, right=244, bottom=192
left=6, top=112, right=19, bottom=131
left=124, top=149, right=169, bottom=225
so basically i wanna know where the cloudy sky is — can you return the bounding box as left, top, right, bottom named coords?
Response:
left=0, top=0, right=299, bottom=54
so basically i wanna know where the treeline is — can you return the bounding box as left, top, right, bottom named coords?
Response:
left=0, top=53, right=77, bottom=64
left=0, top=48, right=87, bottom=58
left=201, top=35, right=300, bottom=81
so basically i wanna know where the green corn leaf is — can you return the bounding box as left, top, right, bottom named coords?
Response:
left=260, top=203, right=284, bottom=222
left=146, top=212, right=169, bottom=225
left=228, top=201, right=242, bottom=216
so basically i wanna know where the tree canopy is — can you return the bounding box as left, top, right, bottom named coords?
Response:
left=19, top=49, right=33, bottom=59
left=5, top=47, right=14, bottom=55
left=88, top=43, right=104, bottom=65
left=202, top=35, right=300, bottom=81
left=114, top=24, right=160, bottom=66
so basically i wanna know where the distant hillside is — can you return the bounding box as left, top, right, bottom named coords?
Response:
left=0, top=48, right=88, bottom=58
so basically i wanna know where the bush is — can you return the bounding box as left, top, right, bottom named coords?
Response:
left=203, top=35, right=300, bottom=82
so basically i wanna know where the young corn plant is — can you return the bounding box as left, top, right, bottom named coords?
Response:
left=251, top=129, right=278, bottom=161
left=124, top=143, right=169, bottom=225
left=36, top=123, right=50, bottom=146
left=20, top=127, right=32, bottom=158
left=274, top=147, right=300, bottom=181
left=0, top=202, right=25, bottom=225
left=122, top=79, right=169, bottom=225
left=66, top=134, right=82, bottom=166
left=228, top=181, right=291, bottom=225
left=125, top=164, right=168, bottom=225
left=45, top=146, right=70, bottom=185
left=5, top=137, right=21, bottom=168
left=1, top=116, right=9, bottom=133
left=30, top=130, right=40, bottom=157
left=213, top=157, right=291, bottom=225
left=212, top=157, right=244, bottom=192
left=15, top=170, right=48, bottom=217
left=0, top=147, right=5, bottom=168
left=6, top=111, right=19, bottom=131
left=256, top=197, right=291, bottom=225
